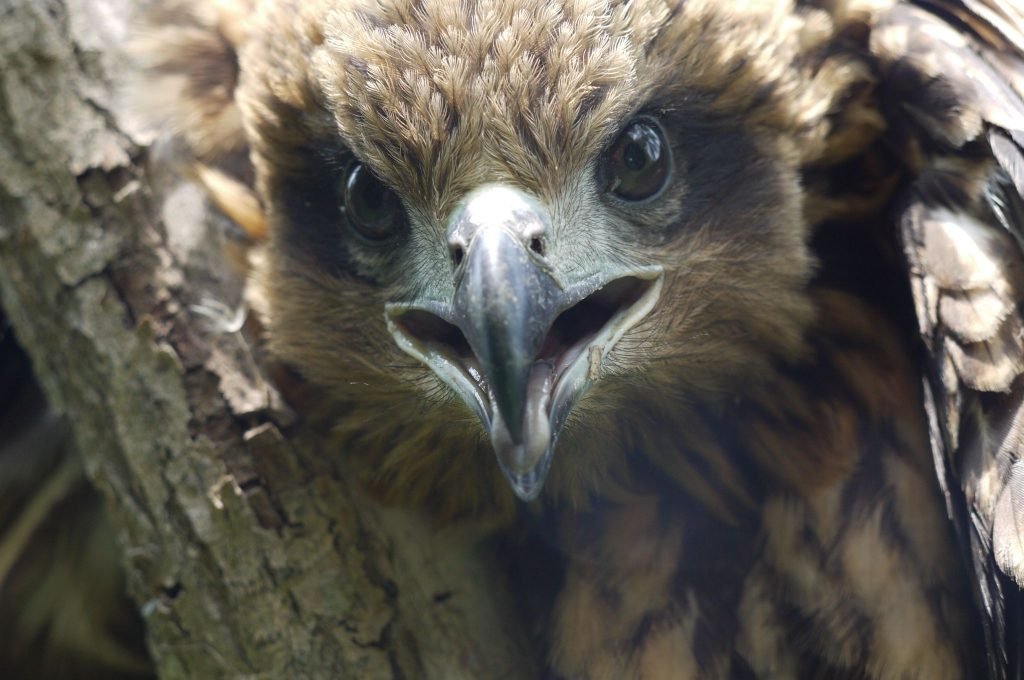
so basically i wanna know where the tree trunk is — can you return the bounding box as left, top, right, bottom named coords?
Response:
left=0, top=1, right=535, bottom=676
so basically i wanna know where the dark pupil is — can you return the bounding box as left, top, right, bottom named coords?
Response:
left=345, top=162, right=399, bottom=239
left=606, top=120, right=669, bottom=201
left=361, top=181, right=384, bottom=212
left=623, top=142, right=648, bottom=171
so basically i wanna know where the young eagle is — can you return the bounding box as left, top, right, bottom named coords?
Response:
left=31, top=0, right=1023, bottom=676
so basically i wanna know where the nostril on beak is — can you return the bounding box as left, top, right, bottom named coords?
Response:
left=529, top=237, right=545, bottom=257
left=450, top=244, right=465, bottom=268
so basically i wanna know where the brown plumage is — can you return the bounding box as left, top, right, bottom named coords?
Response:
left=12, top=0, right=1021, bottom=676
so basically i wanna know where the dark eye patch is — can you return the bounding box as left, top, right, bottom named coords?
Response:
left=269, top=139, right=397, bottom=285
left=671, top=121, right=782, bottom=232
left=605, top=105, right=783, bottom=241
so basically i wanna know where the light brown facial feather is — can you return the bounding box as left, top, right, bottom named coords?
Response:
left=236, top=0, right=886, bottom=513
left=239, top=0, right=865, bottom=202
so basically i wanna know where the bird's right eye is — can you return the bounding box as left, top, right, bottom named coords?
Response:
left=602, top=117, right=672, bottom=202
left=340, top=161, right=404, bottom=241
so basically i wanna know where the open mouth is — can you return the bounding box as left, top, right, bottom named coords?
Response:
left=386, top=271, right=662, bottom=499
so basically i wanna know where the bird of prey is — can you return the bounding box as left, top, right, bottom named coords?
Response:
left=4, top=0, right=1023, bottom=677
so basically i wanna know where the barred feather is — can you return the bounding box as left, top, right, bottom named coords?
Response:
left=112, top=1, right=1024, bottom=678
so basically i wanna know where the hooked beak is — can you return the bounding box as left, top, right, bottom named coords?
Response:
left=386, top=185, right=662, bottom=501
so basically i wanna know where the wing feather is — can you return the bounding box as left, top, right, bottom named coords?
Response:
left=874, top=2, right=1024, bottom=676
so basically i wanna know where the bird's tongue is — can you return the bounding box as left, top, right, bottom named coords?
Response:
left=489, top=361, right=554, bottom=500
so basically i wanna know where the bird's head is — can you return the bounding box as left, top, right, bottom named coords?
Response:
left=237, top=0, right=859, bottom=507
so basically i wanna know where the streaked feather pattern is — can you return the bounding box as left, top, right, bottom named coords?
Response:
left=5, top=0, right=1024, bottom=677
left=879, top=2, right=1024, bottom=676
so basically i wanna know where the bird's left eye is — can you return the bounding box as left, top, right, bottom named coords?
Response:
left=341, top=161, right=404, bottom=241
left=602, top=118, right=671, bottom=201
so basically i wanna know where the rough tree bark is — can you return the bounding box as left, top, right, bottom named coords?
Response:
left=0, top=1, right=536, bottom=677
